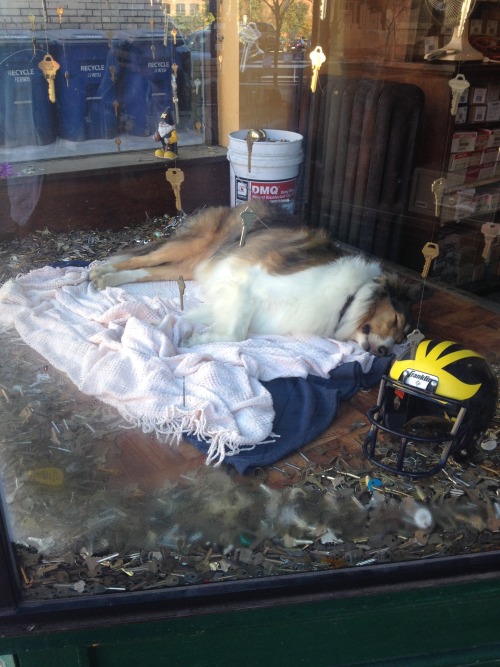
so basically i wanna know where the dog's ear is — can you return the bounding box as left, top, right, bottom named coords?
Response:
left=378, top=274, right=431, bottom=311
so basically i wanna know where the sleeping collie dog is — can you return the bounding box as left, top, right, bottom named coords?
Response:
left=90, top=203, right=421, bottom=355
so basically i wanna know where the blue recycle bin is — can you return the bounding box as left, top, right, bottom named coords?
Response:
left=0, top=31, right=57, bottom=147
left=116, top=30, right=183, bottom=136
left=50, top=30, right=119, bottom=141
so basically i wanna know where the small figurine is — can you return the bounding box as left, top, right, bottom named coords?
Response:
left=154, top=107, right=178, bottom=159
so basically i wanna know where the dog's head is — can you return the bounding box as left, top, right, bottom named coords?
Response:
left=353, top=275, right=422, bottom=356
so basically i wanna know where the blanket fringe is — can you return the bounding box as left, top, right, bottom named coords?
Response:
left=122, top=405, right=256, bottom=466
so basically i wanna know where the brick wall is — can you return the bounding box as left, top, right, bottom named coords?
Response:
left=0, top=1, right=190, bottom=32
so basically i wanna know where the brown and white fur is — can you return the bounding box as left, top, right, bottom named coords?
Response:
left=90, top=203, right=421, bottom=355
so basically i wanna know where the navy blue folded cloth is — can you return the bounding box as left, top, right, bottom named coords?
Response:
left=187, top=356, right=392, bottom=474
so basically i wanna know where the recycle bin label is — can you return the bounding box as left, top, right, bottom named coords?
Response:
left=235, top=176, right=297, bottom=212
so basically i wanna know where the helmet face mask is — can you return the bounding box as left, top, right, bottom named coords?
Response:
left=363, top=340, right=498, bottom=478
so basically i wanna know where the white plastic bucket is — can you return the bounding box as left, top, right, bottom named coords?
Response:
left=227, top=129, right=303, bottom=213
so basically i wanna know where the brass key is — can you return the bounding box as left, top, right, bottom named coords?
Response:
left=166, top=168, right=184, bottom=212
left=246, top=131, right=254, bottom=172
left=38, top=54, right=60, bottom=103
left=245, top=129, right=266, bottom=174
left=431, top=177, right=446, bottom=217
left=176, top=276, right=186, bottom=310
left=309, top=45, right=326, bottom=93
left=481, top=222, right=500, bottom=263
left=421, top=242, right=439, bottom=278
left=407, top=329, right=425, bottom=358
left=240, top=207, right=258, bottom=247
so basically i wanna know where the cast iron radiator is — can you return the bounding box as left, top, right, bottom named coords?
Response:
left=306, top=77, right=424, bottom=262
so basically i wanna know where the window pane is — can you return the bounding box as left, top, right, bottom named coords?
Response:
left=0, top=0, right=499, bottom=607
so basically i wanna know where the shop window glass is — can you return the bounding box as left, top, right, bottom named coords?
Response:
left=0, top=0, right=499, bottom=612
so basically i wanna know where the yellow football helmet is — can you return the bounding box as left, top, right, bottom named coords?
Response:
left=363, top=340, right=498, bottom=477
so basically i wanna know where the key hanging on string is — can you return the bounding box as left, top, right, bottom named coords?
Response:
left=56, top=6, right=64, bottom=27
left=309, top=45, right=326, bottom=93
left=38, top=54, right=60, bottom=103
left=431, top=177, right=447, bottom=217
left=240, top=206, right=258, bottom=247
left=166, top=167, right=185, bottom=213
left=421, top=242, right=439, bottom=278
left=176, top=276, right=186, bottom=310
left=171, top=63, right=179, bottom=124
left=448, top=73, right=470, bottom=116
left=481, top=222, right=500, bottom=263
left=406, top=329, right=425, bottom=359
left=176, top=275, right=187, bottom=407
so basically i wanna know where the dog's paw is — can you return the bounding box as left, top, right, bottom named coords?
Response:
left=89, top=264, right=120, bottom=290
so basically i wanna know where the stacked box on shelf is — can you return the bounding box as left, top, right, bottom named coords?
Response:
left=432, top=225, right=484, bottom=285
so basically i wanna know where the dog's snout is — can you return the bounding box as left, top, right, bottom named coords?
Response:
left=377, top=345, right=388, bottom=356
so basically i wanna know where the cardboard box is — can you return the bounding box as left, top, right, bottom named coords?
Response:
left=455, top=106, right=468, bottom=124
left=486, top=20, right=498, bottom=36
left=486, top=100, right=500, bottom=122
left=468, top=105, right=487, bottom=123
left=487, top=83, right=500, bottom=101
left=470, top=19, right=483, bottom=35
left=448, top=151, right=470, bottom=171
left=469, top=150, right=483, bottom=166
left=471, top=87, right=488, bottom=104
left=476, top=129, right=493, bottom=150
left=481, top=146, right=500, bottom=164
left=450, top=131, right=477, bottom=153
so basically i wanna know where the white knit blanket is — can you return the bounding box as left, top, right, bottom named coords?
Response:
left=0, top=265, right=376, bottom=464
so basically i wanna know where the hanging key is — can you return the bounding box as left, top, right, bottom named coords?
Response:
left=177, top=276, right=186, bottom=310
left=407, top=329, right=425, bottom=358
left=431, top=177, right=447, bottom=217
left=246, top=131, right=254, bottom=172
left=107, top=30, right=113, bottom=48
left=109, top=65, right=116, bottom=82
left=421, top=242, right=439, bottom=278
left=115, top=137, right=122, bottom=152
left=150, top=18, right=155, bottom=31
left=38, top=54, right=60, bottom=103
left=29, top=14, right=36, bottom=31
left=56, top=7, right=64, bottom=26
left=240, top=207, right=258, bottom=247
left=245, top=129, right=265, bottom=174
left=171, top=28, right=178, bottom=45
left=309, top=45, right=326, bottom=93
left=481, top=222, right=500, bottom=263
left=166, top=168, right=185, bottom=212
left=195, top=121, right=202, bottom=134
left=113, top=99, right=119, bottom=116
left=171, top=64, right=179, bottom=124
left=448, top=73, right=470, bottom=116
left=194, top=78, right=201, bottom=95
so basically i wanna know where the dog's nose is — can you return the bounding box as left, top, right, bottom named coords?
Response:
left=377, top=345, right=388, bottom=356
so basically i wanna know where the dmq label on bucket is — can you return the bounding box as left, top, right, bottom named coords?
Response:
left=235, top=177, right=297, bottom=211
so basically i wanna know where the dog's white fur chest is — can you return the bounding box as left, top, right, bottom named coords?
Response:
left=186, top=254, right=382, bottom=344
